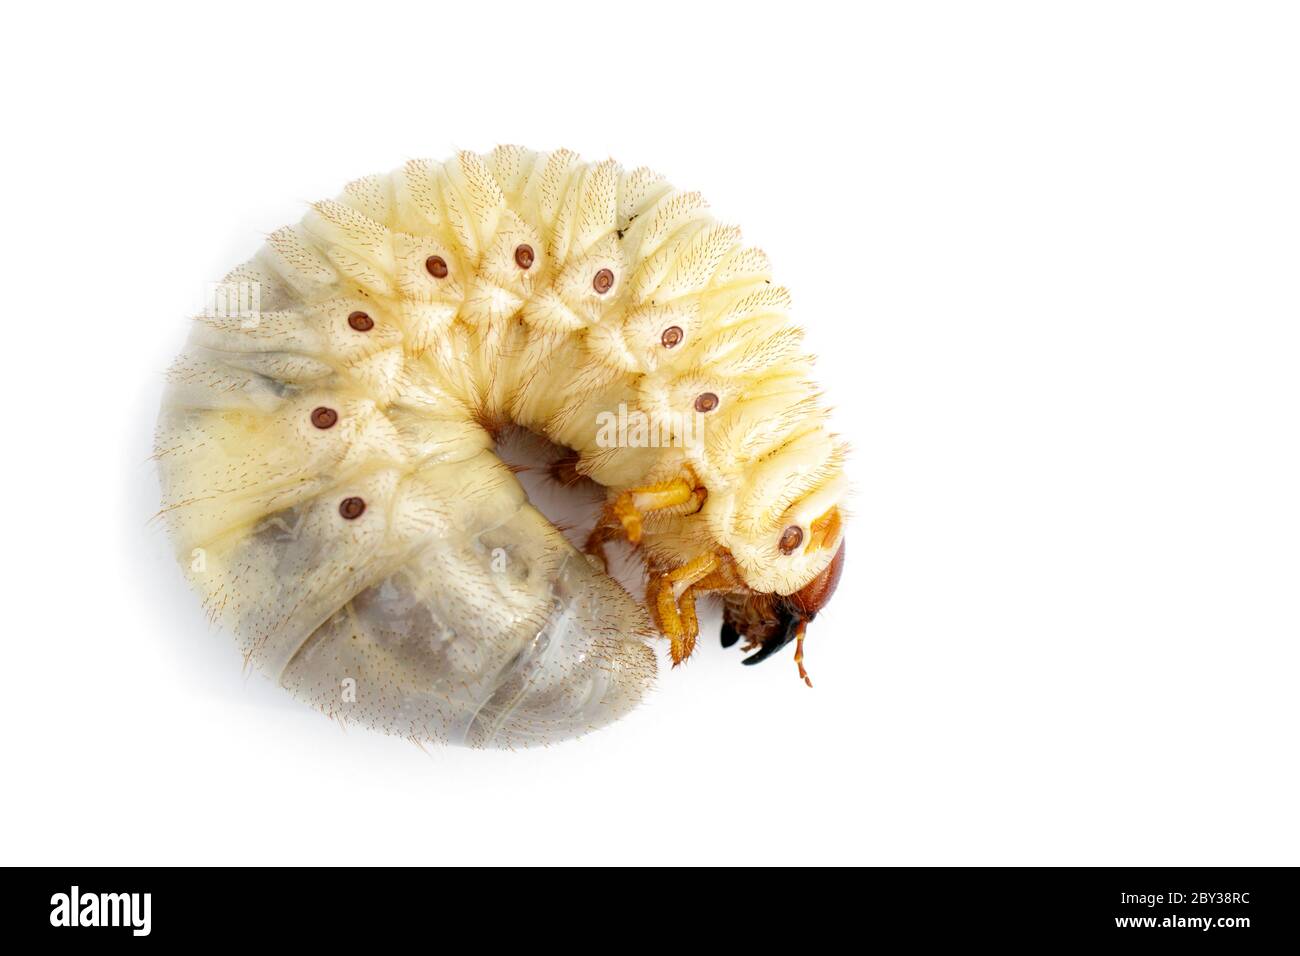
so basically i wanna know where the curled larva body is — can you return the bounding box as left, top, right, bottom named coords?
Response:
left=157, top=147, right=847, bottom=747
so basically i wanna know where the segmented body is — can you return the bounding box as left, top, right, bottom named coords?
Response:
left=156, top=147, right=844, bottom=746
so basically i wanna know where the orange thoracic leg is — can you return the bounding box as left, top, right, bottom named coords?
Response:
left=652, top=551, right=721, bottom=665
left=611, top=478, right=705, bottom=545
left=584, top=477, right=706, bottom=565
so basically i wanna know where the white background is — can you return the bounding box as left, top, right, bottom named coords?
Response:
left=1, top=1, right=1296, bottom=866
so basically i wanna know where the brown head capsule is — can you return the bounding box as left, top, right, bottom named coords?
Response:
left=347, top=311, right=373, bottom=332
left=425, top=255, right=449, bottom=279
left=661, top=326, right=683, bottom=348
left=694, top=392, right=719, bottom=413
left=310, top=406, right=338, bottom=430
left=593, top=268, right=614, bottom=294
left=787, top=540, right=846, bottom=620
left=339, top=497, right=366, bottom=520
left=514, top=244, right=534, bottom=269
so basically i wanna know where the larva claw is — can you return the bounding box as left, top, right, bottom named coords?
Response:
left=741, top=634, right=793, bottom=666
left=619, top=510, right=643, bottom=544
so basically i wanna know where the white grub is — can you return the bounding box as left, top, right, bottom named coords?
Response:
left=157, top=148, right=847, bottom=746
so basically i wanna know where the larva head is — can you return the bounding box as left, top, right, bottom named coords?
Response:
left=712, top=430, right=848, bottom=684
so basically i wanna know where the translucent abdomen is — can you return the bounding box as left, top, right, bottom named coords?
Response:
left=158, top=369, right=656, bottom=745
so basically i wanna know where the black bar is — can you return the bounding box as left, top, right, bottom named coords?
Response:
left=5, top=867, right=1295, bottom=945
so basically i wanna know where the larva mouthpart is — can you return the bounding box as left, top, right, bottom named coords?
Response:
left=158, top=147, right=847, bottom=748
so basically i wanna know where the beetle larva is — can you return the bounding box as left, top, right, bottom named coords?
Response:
left=156, top=147, right=847, bottom=747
